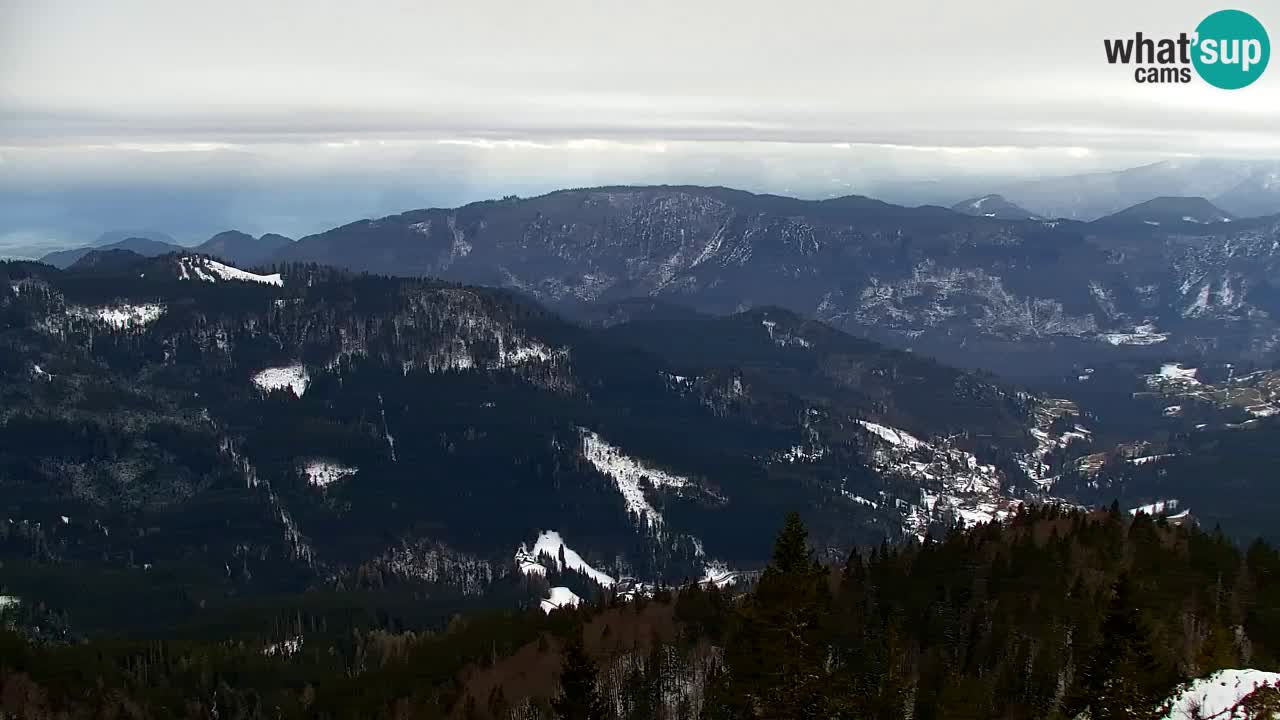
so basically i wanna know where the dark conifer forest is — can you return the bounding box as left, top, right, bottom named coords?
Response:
left=3, top=506, right=1280, bottom=718
left=3, top=254, right=1280, bottom=719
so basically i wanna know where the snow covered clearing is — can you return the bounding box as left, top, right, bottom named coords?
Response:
left=856, top=420, right=924, bottom=450
left=179, top=256, right=283, bottom=286
left=70, top=303, right=165, bottom=329
left=301, top=460, right=358, bottom=488
left=581, top=429, right=691, bottom=528
left=1129, top=499, right=1180, bottom=516
left=1163, top=668, right=1280, bottom=719
left=516, top=530, right=616, bottom=587
left=540, top=587, right=583, bottom=614
left=252, top=364, right=310, bottom=397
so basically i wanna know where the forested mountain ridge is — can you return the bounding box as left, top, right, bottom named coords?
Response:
left=268, top=186, right=1280, bottom=376
left=1, top=254, right=1084, bottom=634
left=2, top=507, right=1278, bottom=719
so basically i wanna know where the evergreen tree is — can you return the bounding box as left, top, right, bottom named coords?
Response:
left=554, top=633, right=609, bottom=720
left=710, top=512, right=833, bottom=719
left=1076, top=575, right=1170, bottom=720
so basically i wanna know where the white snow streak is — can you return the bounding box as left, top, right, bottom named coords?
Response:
left=857, top=420, right=924, bottom=450
left=581, top=429, right=690, bottom=528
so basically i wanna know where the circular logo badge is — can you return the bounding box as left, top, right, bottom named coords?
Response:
left=1193, top=9, right=1270, bottom=89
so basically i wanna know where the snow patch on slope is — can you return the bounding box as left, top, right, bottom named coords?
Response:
left=516, top=530, right=616, bottom=587
left=1147, top=363, right=1201, bottom=389
left=856, top=419, right=1016, bottom=539
left=700, top=562, right=739, bottom=589
left=1100, top=323, right=1169, bottom=346
left=70, top=303, right=165, bottom=329
left=178, top=256, right=283, bottom=286
left=301, top=460, right=357, bottom=488
left=581, top=429, right=691, bottom=528
left=253, top=364, right=309, bottom=397
left=540, top=587, right=583, bottom=614
left=1164, top=668, right=1280, bottom=719
left=1130, top=499, right=1180, bottom=516
left=857, top=420, right=924, bottom=450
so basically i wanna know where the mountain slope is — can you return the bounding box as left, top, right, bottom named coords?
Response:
left=90, top=230, right=176, bottom=247
left=950, top=194, right=1042, bottom=220
left=0, top=256, right=1075, bottom=604
left=997, top=159, right=1272, bottom=220
left=193, top=230, right=293, bottom=267
left=40, top=237, right=185, bottom=269
left=1096, top=196, right=1234, bottom=226
left=267, top=185, right=1280, bottom=377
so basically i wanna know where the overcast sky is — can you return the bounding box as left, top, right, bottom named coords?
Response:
left=1, top=0, right=1278, bottom=246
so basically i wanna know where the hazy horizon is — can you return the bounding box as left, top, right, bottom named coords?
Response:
left=3, top=0, right=1278, bottom=253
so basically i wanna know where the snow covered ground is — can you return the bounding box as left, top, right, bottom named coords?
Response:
left=70, top=303, right=166, bottom=329
left=178, top=256, right=283, bottom=286
left=1130, top=454, right=1179, bottom=466
left=700, top=562, right=739, bottom=589
left=1163, top=668, right=1280, bottom=719
left=516, top=530, right=616, bottom=587
left=856, top=418, right=1014, bottom=538
left=1100, top=323, right=1169, bottom=346
left=252, top=364, right=310, bottom=397
left=581, top=429, right=691, bottom=528
left=1148, top=363, right=1201, bottom=388
left=857, top=420, right=924, bottom=450
left=300, top=460, right=358, bottom=488
left=1129, top=499, right=1180, bottom=516
left=539, top=586, right=583, bottom=614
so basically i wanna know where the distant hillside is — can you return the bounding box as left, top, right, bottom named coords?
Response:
left=950, top=194, right=1042, bottom=220
left=193, top=231, right=293, bottom=267
left=66, top=248, right=148, bottom=273
left=39, top=237, right=185, bottom=269
left=90, top=230, right=176, bottom=247
left=1097, top=196, right=1234, bottom=227
left=264, top=184, right=1280, bottom=377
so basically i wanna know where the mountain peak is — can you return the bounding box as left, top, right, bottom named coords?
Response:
left=1099, top=196, right=1234, bottom=226
left=91, top=229, right=175, bottom=247
left=66, top=247, right=147, bottom=272
left=949, top=194, right=1042, bottom=220
left=39, top=236, right=184, bottom=269
left=193, top=230, right=293, bottom=267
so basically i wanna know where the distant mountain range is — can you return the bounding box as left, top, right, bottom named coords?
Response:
left=39, top=231, right=294, bottom=269
left=194, top=230, right=293, bottom=266
left=243, top=186, right=1280, bottom=377
left=21, top=179, right=1280, bottom=381
left=994, top=159, right=1280, bottom=220
left=39, top=237, right=185, bottom=269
